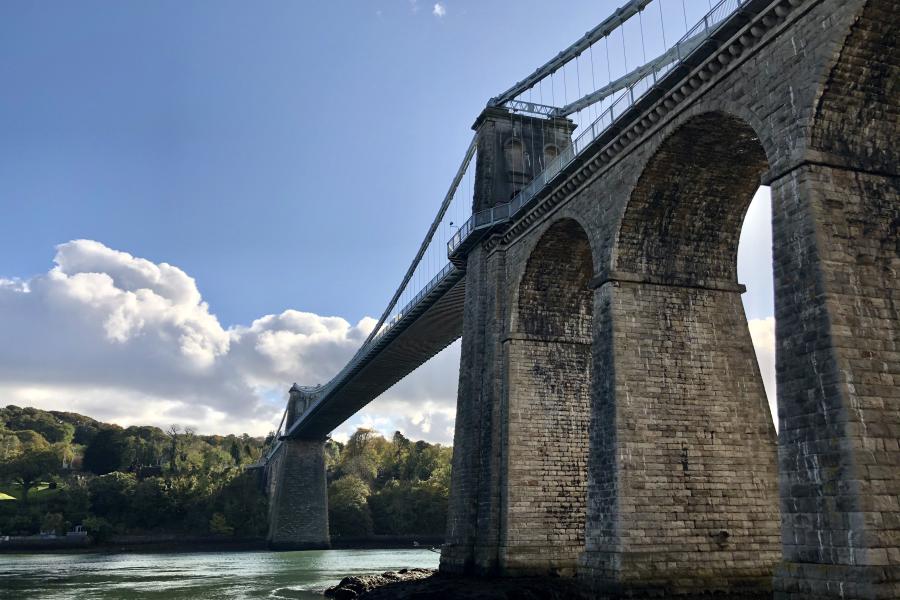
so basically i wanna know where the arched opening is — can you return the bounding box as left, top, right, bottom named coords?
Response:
left=615, top=112, right=767, bottom=284
left=586, top=111, right=781, bottom=583
left=506, top=218, right=593, bottom=575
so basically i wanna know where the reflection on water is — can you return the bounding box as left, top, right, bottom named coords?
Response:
left=0, top=548, right=439, bottom=599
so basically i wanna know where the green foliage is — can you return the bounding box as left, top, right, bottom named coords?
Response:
left=328, top=475, right=373, bottom=537
left=88, top=472, right=135, bottom=522
left=0, top=405, right=269, bottom=540
left=209, top=512, right=234, bottom=536
left=325, top=428, right=453, bottom=539
left=1, top=406, right=74, bottom=444
left=5, top=513, right=37, bottom=535
left=368, top=480, right=448, bottom=535
left=219, top=471, right=268, bottom=537
left=13, top=430, right=50, bottom=453
left=82, top=515, right=113, bottom=542
left=0, top=446, right=61, bottom=502
left=55, top=479, right=90, bottom=524
left=131, top=477, right=176, bottom=529
left=229, top=439, right=241, bottom=465
left=0, top=405, right=451, bottom=542
left=49, top=410, right=103, bottom=445
left=41, top=512, right=65, bottom=534
left=83, top=428, right=129, bottom=475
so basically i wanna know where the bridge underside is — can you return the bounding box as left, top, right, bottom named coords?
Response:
left=288, top=273, right=466, bottom=440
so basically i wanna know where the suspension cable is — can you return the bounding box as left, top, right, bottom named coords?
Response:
left=659, top=0, right=667, bottom=48
left=359, top=135, right=476, bottom=349
left=638, top=7, right=647, bottom=64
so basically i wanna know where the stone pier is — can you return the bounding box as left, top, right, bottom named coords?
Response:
left=267, top=438, right=330, bottom=550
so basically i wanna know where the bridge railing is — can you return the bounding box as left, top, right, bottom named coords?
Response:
left=285, top=261, right=461, bottom=434
left=448, top=0, right=748, bottom=257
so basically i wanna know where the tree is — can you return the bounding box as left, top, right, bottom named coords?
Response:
left=229, top=439, right=242, bottom=466
left=338, top=428, right=380, bottom=484
left=41, top=512, right=65, bottom=535
left=0, top=447, right=61, bottom=503
left=328, top=475, right=373, bottom=537
left=209, top=512, right=234, bottom=536
left=166, top=425, right=195, bottom=472
left=88, top=472, right=136, bottom=521
left=13, top=430, right=49, bottom=452
left=130, top=477, right=175, bottom=529
left=82, top=516, right=113, bottom=542
left=83, top=428, right=128, bottom=475
left=2, top=406, right=74, bottom=444
left=220, top=471, right=268, bottom=537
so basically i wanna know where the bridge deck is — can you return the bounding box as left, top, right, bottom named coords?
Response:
left=285, top=267, right=466, bottom=439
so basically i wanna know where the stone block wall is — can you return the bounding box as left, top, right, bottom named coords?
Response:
left=502, top=336, right=591, bottom=574
left=772, top=163, right=899, bottom=599
left=581, top=281, right=781, bottom=593
left=267, top=438, right=330, bottom=550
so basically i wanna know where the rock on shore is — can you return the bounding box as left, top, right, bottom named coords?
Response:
left=324, top=568, right=434, bottom=599
left=325, top=569, right=592, bottom=599
left=325, top=569, right=775, bottom=599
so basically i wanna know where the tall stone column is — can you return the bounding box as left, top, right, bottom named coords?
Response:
left=441, top=242, right=508, bottom=574
left=580, top=277, right=781, bottom=595
left=267, top=438, right=330, bottom=550
left=772, top=164, right=899, bottom=599
left=442, top=106, right=576, bottom=575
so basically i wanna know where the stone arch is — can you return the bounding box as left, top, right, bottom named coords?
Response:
left=613, top=111, right=769, bottom=285
left=811, top=0, right=899, bottom=174
left=583, top=110, right=781, bottom=586
left=504, top=217, right=594, bottom=575
left=512, top=217, right=595, bottom=338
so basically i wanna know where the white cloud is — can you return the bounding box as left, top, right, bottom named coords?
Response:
left=1, top=238, right=774, bottom=443
left=432, top=2, right=446, bottom=17
left=748, top=316, right=777, bottom=426
left=0, top=240, right=458, bottom=440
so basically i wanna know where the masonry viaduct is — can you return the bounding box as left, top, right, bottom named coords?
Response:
left=266, top=0, right=898, bottom=597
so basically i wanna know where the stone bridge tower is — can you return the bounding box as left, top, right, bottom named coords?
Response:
left=266, top=385, right=330, bottom=550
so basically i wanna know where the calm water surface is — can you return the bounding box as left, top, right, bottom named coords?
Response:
left=0, top=548, right=440, bottom=599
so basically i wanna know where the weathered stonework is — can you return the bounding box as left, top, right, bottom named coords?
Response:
left=267, top=438, right=330, bottom=550
left=772, top=163, right=900, bottom=599
left=443, top=0, right=898, bottom=596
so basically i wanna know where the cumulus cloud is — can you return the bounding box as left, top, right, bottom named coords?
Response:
left=432, top=2, right=446, bottom=17
left=0, top=240, right=457, bottom=440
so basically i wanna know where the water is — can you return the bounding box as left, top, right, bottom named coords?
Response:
left=0, top=549, right=440, bottom=599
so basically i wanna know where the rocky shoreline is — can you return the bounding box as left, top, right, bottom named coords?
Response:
left=325, top=569, right=593, bottom=599
left=324, top=569, right=776, bottom=599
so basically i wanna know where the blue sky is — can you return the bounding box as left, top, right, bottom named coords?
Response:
left=0, top=1, right=775, bottom=440
left=2, top=0, right=646, bottom=326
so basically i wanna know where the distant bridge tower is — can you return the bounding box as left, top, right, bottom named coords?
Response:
left=266, top=385, right=329, bottom=550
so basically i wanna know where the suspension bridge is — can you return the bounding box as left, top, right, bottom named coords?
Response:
left=264, top=0, right=747, bottom=445
left=262, top=0, right=899, bottom=597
